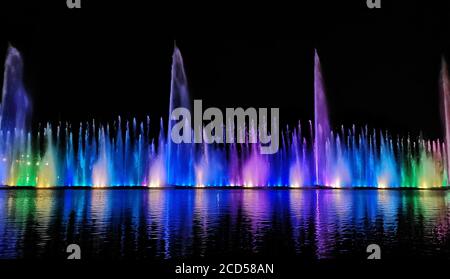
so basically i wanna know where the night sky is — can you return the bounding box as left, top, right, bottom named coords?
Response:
left=1, top=1, right=449, bottom=139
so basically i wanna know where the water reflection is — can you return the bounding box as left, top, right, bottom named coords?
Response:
left=0, top=189, right=449, bottom=259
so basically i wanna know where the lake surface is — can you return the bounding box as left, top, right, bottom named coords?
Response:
left=0, top=189, right=449, bottom=260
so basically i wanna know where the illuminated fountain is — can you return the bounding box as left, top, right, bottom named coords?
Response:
left=440, top=57, right=450, bottom=184
left=166, top=45, right=191, bottom=186
left=314, top=49, right=332, bottom=186
left=0, top=45, right=449, bottom=188
left=0, top=46, right=32, bottom=186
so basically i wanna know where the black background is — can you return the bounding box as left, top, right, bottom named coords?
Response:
left=0, top=0, right=449, bottom=139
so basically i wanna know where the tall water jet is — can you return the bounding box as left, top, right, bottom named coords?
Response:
left=166, top=45, right=192, bottom=184
left=314, top=49, right=330, bottom=185
left=0, top=45, right=31, bottom=132
left=0, top=45, right=32, bottom=186
left=440, top=57, right=450, bottom=185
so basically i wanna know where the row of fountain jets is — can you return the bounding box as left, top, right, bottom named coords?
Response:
left=0, top=44, right=450, bottom=188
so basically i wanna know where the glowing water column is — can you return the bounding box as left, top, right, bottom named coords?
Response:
left=0, top=46, right=32, bottom=186
left=440, top=57, right=450, bottom=185
left=314, top=49, right=330, bottom=186
left=166, top=46, right=193, bottom=185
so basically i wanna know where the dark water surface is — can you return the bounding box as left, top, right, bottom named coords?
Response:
left=0, top=189, right=449, bottom=260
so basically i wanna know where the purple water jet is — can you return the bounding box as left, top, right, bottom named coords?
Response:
left=440, top=57, right=450, bottom=183
left=314, top=49, right=330, bottom=186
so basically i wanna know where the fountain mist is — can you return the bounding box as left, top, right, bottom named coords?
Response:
left=0, top=46, right=449, bottom=188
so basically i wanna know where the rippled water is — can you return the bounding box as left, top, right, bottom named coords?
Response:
left=0, top=189, right=449, bottom=259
